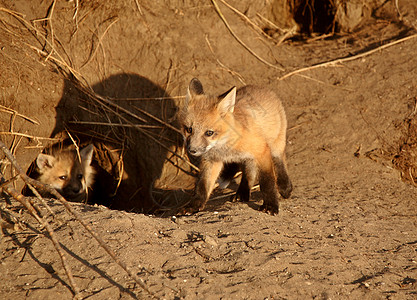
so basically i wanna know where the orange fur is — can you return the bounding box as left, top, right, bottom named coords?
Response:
left=35, top=144, right=95, bottom=202
left=178, top=78, right=292, bottom=215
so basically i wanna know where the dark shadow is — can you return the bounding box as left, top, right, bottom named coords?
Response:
left=346, top=28, right=412, bottom=54
left=49, top=73, right=195, bottom=213
left=2, top=227, right=73, bottom=295
left=293, top=0, right=336, bottom=34
left=59, top=243, right=138, bottom=299
left=2, top=216, right=137, bottom=298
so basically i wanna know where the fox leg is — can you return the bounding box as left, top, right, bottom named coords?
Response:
left=186, top=160, right=223, bottom=213
left=256, top=151, right=281, bottom=215
left=234, top=159, right=257, bottom=202
left=270, top=132, right=293, bottom=199
left=272, top=153, right=293, bottom=199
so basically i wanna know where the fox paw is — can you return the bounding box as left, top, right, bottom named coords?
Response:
left=259, top=203, right=279, bottom=215
left=231, top=185, right=250, bottom=202
left=177, top=202, right=205, bottom=215
left=278, top=181, right=293, bottom=199
left=177, top=206, right=197, bottom=215
left=231, top=191, right=250, bottom=202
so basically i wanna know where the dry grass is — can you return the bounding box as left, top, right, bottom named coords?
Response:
left=0, top=6, right=191, bottom=297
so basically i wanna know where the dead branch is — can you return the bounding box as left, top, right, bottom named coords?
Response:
left=0, top=132, right=60, bottom=141
left=278, top=34, right=417, bottom=80
left=205, top=35, right=246, bottom=85
left=0, top=140, right=155, bottom=298
left=69, top=121, right=163, bottom=129
left=210, top=0, right=284, bottom=71
left=218, top=0, right=272, bottom=41
left=88, top=91, right=148, bottom=123
left=74, top=83, right=199, bottom=172
left=81, top=16, right=119, bottom=69
left=132, top=106, right=182, bottom=134
left=256, top=13, right=284, bottom=33
left=1, top=182, right=81, bottom=299
left=110, top=96, right=185, bottom=101
left=1, top=6, right=199, bottom=206
left=0, top=105, right=40, bottom=125
left=24, top=182, right=59, bottom=222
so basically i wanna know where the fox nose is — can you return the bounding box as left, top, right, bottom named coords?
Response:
left=188, top=148, right=197, bottom=155
left=65, top=185, right=81, bottom=195
left=187, top=144, right=199, bottom=156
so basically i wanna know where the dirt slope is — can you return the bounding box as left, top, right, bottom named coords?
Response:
left=1, top=0, right=417, bottom=299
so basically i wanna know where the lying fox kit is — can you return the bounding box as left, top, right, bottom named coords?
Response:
left=178, top=78, right=292, bottom=215
left=35, top=144, right=95, bottom=202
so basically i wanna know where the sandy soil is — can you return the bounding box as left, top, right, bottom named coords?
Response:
left=1, top=0, right=417, bottom=299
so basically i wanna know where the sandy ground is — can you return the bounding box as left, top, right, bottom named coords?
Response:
left=1, top=0, right=417, bottom=299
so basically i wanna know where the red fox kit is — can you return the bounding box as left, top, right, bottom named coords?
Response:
left=33, top=144, right=95, bottom=202
left=178, top=78, right=292, bottom=215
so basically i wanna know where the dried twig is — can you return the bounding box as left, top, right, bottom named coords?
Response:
left=0, top=7, right=86, bottom=85
left=73, top=0, right=79, bottom=20
left=134, top=0, right=144, bottom=15
left=0, top=132, right=59, bottom=141
left=1, top=6, right=198, bottom=202
left=25, top=182, right=59, bottom=222
left=69, top=121, right=162, bottom=129
left=408, top=167, right=416, bottom=186
left=395, top=0, right=402, bottom=20
left=0, top=105, right=39, bottom=125
left=256, top=13, right=284, bottom=33
left=210, top=0, right=283, bottom=71
left=210, top=184, right=260, bottom=201
left=0, top=141, right=155, bottom=298
left=0, top=174, right=20, bottom=189
left=110, top=96, right=185, bottom=101
left=205, top=35, right=246, bottom=85
left=218, top=0, right=271, bottom=40
left=278, top=34, right=417, bottom=80
left=73, top=83, right=199, bottom=172
left=129, top=119, right=200, bottom=172
left=132, top=106, right=182, bottom=134
left=92, top=93, right=148, bottom=123
left=295, top=73, right=355, bottom=92
left=81, top=16, right=119, bottom=68
left=31, top=0, right=57, bottom=62
left=1, top=184, right=81, bottom=299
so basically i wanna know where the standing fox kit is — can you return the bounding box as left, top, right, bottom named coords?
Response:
left=34, top=144, right=95, bottom=202
left=178, top=78, right=292, bottom=215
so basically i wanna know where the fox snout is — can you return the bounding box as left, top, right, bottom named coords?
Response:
left=34, top=144, right=95, bottom=202
left=186, top=143, right=206, bottom=157
left=62, top=182, right=84, bottom=198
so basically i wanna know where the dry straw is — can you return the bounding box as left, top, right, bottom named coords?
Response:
left=0, top=6, right=182, bottom=298
left=278, top=34, right=417, bottom=80
left=0, top=6, right=197, bottom=172
left=210, top=0, right=284, bottom=71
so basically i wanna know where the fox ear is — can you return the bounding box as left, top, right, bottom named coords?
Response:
left=80, top=144, right=94, bottom=165
left=185, top=78, right=204, bottom=107
left=36, top=153, right=55, bottom=170
left=218, top=86, right=236, bottom=114
left=188, top=78, right=204, bottom=96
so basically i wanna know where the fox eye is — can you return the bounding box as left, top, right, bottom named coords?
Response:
left=184, top=126, right=192, bottom=134
left=77, top=174, right=83, bottom=180
left=205, top=130, right=214, bottom=137
left=59, top=175, right=67, bottom=181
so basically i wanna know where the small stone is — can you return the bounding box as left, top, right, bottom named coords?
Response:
left=204, top=235, right=218, bottom=247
